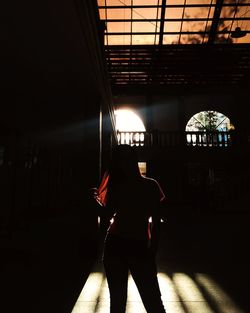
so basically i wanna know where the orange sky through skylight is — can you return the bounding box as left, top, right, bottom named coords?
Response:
left=98, top=0, right=250, bottom=45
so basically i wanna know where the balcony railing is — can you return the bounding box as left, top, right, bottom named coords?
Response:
left=186, top=131, right=231, bottom=147
left=117, top=131, right=233, bottom=148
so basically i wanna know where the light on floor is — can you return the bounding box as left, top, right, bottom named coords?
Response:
left=71, top=267, right=245, bottom=313
left=195, top=273, right=246, bottom=313
left=173, top=273, right=215, bottom=313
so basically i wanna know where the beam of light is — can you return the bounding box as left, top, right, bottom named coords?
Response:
left=158, top=273, right=185, bottom=313
left=173, top=273, right=215, bottom=313
left=73, top=266, right=244, bottom=313
left=195, top=273, right=246, bottom=313
left=126, top=275, right=146, bottom=312
left=71, top=263, right=105, bottom=313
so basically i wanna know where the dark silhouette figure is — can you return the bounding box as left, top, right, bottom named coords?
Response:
left=94, top=144, right=166, bottom=313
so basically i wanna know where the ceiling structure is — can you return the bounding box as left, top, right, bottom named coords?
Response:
left=97, top=0, right=250, bottom=92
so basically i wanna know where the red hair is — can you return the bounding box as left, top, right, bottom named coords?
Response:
left=95, top=171, right=109, bottom=206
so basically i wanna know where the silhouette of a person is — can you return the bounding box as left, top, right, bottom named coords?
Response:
left=94, top=144, right=166, bottom=313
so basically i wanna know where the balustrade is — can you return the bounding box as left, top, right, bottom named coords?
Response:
left=117, top=131, right=232, bottom=148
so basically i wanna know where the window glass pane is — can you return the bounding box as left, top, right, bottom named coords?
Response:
left=186, top=0, right=214, bottom=4
left=108, top=22, right=131, bottom=33
left=99, top=9, right=106, bottom=19
left=165, top=8, right=184, bottom=19
left=167, top=0, right=185, bottom=4
left=107, top=9, right=131, bottom=19
left=221, top=6, right=235, bottom=19
left=182, top=21, right=207, bottom=32
left=184, top=7, right=211, bottom=19
left=208, top=7, right=215, bottom=18
left=133, top=0, right=159, bottom=5
left=107, top=0, right=131, bottom=5
left=237, top=5, right=250, bottom=18
left=234, top=33, right=250, bottom=43
left=180, top=34, right=203, bottom=44
left=97, top=0, right=105, bottom=5
left=108, top=35, right=131, bottom=45
left=132, top=35, right=155, bottom=44
left=132, top=8, right=158, bottom=19
left=164, top=21, right=181, bottom=33
left=163, top=34, right=180, bottom=44
left=133, top=22, right=156, bottom=33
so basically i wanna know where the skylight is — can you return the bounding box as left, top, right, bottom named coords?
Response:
left=98, top=0, right=250, bottom=46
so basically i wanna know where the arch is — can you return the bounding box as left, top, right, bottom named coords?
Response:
left=115, top=109, right=146, bottom=146
left=185, top=111, right=234, bottom=147
left=115, top=109, right=146, bottom=132
left=185, top=111, right=233, bottom=132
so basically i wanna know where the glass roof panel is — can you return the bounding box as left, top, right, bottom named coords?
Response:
left=132, top=34, right=156, bottom=45
left=99, top=9, right=106, bottom=19
left=165, top=8, right=184, bottom=19
left=98, top=1, right=250, bottom=46
left=186, top=0, right=215, bottom=4
left=108, top=35, right=131, bottom=45
left=97, top=0, right=105, bottom=5
left=132, top=8, right=158, bottom=19
left=164, top=21, right=182, bottom=33
left=182, top=21, right=207, bottom=32
left=163, top=34, right=180, bottom=45
left=106, top=0, right=131, bottom=5
left=108, top=22, right=131, bottom=33
left=133, top=0, right=159, bottom=5
left=106, top=9, right=131, bottom=19
left=167, top=0, right=185, bottom=4
left=133, top=22, right=156, bottom=33
left=180, top=34, right=204, bottom=44
left=184, top=7, right=211, bottom=19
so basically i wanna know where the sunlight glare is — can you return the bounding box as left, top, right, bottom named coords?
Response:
left=115, top=109, right=146, bottom=132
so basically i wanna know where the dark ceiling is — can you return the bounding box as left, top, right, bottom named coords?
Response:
left=105, top=43, right=250, bottom=92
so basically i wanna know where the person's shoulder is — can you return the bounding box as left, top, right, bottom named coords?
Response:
left=141, top=176, right=160, bottom=188
left=141, top=176, right=165, bottom=201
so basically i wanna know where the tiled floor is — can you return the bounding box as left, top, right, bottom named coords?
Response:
left=1, top=214, right=250, bottom=313
left=71, top=261, right=246, bottom=313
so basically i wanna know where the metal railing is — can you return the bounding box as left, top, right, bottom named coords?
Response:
left=117, top=131, right=232, bottom=148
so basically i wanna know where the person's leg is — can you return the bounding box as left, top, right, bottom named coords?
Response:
left=103, top=236, right=129, bottom=313
left=129, top=257, right=166, bottom=313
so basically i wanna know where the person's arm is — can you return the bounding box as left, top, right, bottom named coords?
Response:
left=150, top=202, right=161, bottom=257
left=149, top=179, right=166, bottom=256
left=91, top=187, right=114, bottom=219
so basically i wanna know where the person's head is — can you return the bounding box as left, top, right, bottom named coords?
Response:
left=109, top=144, right=141, bottom=181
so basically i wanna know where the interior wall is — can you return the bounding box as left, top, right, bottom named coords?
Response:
left=113, top=92, right=238, bottom=132
left=0, top=0, right=115, bottom=240
left=113, top=90, right=250, bottom=213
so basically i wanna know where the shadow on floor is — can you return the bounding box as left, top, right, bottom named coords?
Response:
left=1, top=216, right=98, bottom=313
left=1, top=211, right=249, bottom=313
left=158, top=212, right=250, bottom=313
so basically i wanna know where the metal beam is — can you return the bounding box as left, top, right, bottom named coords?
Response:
left=103, top=17, right=250, bottom=22
left=105, top=30, right=250, bottom=35
left=159, top=0, right=167, bottom=45
left=208, top=0, right=224, bottom=44
left=98, top=3, right=250, bottom=9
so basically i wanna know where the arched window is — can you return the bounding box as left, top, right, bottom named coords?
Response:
left=115, top=109, right=146, bottom=146
left=185, top=111, right=234, bottom=147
